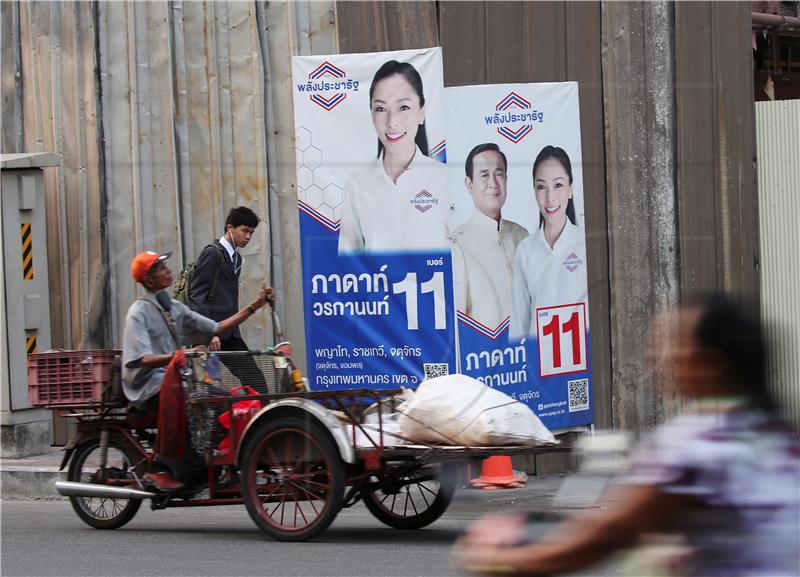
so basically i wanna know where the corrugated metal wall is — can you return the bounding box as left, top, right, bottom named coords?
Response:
left=676, top=2, right=761, bottom=310
left=755, top=100, right=800, bottom=428
left=13, top=1, right=108, bottom=351
left=3, top=1, right=278, bottom=353
left=2, top=0, right=341, bottom=444
left=262, top=0, right=337, bottom=367
left=97, top=0, right=272, bottom=349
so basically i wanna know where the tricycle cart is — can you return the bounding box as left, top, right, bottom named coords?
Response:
left=28, top=347, right=565, bottom=541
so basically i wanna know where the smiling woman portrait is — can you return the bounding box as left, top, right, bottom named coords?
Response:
left=509, top=146, right=588, bottom=339
left=337, top=60, right=450, bottom=255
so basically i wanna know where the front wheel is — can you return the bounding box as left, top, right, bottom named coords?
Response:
left=67, top=436, right=145, bottom=529
left=363, top=463, right=457, bottom=529
left=240, top=416, right=345, bottom=541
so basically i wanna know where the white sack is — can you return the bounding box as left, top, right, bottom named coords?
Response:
left=398, top=374, right=557, bottom=446
left=347, top=409, right=405, bottom=448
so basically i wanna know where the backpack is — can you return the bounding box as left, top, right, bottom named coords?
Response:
left=173, top=243, right=226, bottom=307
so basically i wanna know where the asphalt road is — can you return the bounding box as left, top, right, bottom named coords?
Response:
left=1, top=479, right=567, bottom=577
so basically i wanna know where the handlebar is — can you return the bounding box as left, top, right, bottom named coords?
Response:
left=183, top=346, right=292, bottom=358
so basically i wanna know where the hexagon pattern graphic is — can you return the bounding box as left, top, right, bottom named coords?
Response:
left=297, top=166, right=314, bottom=191
left=303, top=146, right=322, bottom=170
left=296, top=127, right=312, bottom=151
left=312, top=166, right=336, bottom=189
left=295, top=126, right=343, bottom=224
left=323, top=184, right=341, bottom=208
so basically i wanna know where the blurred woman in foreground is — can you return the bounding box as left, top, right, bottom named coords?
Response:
left=455, top=293, right=800, bottom=577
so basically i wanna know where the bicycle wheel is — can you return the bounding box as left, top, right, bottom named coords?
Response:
left=363, top=463, right=456, bottom=529
left=67, top=437, right=145, bottom=529
left=240, top=416, right=345, bottom=541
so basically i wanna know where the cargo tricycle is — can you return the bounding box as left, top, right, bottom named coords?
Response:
left=28, top=345, right=562, bottom=541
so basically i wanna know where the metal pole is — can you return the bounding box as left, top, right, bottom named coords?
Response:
left=751, top=11, right=800, bottom=29
left=255, top=0, right=286, bottom=345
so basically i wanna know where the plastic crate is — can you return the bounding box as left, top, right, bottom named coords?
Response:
left=28, top=350, right=121, bottom=407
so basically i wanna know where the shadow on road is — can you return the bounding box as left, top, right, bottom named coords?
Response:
left=102, top=523, right=462, bottom=545
left=317, top=526, right=461, bottom=544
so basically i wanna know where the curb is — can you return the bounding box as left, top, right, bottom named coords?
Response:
left=1, top=451, right=66, bottom=499
left=2, top=469, right=66, bottom=499
left=1, top=451, right=605, bottom=509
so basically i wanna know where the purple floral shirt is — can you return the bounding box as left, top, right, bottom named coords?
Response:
left=621, top=407, right=800, bottom=577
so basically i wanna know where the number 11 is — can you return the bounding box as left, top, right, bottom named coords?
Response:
left=393, top=271, right=447, bottom=331
left=541, top=312, right=581, bottom=368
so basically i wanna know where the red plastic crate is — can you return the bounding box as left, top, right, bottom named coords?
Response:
left=28, top=350, right=121, bottom=407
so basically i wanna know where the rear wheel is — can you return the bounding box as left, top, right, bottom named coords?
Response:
left=240, top=416, right=345, bottom=541
left=67, top=437, right=145, bottom=529
left=363, top=463, right=456, bottom=529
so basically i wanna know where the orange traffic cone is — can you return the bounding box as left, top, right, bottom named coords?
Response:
left=469, top=456, right=526, bottom=489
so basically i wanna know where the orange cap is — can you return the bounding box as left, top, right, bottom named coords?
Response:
left=130, top=250, right=171, bottom=283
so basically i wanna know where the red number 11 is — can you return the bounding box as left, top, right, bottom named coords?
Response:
left=541, top=312, right=581, bottom=368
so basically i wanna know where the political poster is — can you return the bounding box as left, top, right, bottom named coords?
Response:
left=292, top=48, right=456, bottom=392
left=446, top=82, right=593, bottom=429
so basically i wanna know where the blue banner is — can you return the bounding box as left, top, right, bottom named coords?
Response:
left=299, top=211, right=456, bottom=389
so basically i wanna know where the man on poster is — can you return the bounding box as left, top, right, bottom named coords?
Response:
left=451, top=143, right=528, bottom=330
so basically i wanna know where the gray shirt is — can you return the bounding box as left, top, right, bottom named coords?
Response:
left=122, top=290, right=219, bottom=406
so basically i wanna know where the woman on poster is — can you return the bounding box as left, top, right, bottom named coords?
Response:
left=338, top=60, right=450, bottom=255
left=509, top=146, right=588, bottom=339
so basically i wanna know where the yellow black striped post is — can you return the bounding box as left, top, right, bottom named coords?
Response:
left=20, top=222, right=34, bottom=280
left=26, top=335, right=37, bottom=355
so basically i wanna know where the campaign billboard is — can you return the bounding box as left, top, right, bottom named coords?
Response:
left=292, top=48, right=456, bottom=391
left=446, top=82, right=593, bottom=428
left=292, top=48, right=593, bottom=429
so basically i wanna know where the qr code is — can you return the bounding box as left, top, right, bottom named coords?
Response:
left=568, top=378, right=589, bottom=412
left=423, top=363, right=449, bottom=380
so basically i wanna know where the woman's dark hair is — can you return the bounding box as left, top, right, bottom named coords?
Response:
left=369, top=60, right=429, bottom=158
left=691, top=293, right=773, bottom=411
left=532, top=145, right=576, bottom=228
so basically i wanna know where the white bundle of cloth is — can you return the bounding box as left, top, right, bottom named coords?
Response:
left=397, top=374, right=557, bottom=447
left=347, top=410, right=405, bottom=448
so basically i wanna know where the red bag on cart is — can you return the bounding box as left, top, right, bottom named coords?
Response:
left=157, top=350, right=188, bottom=462
left=217, top=386, right=262, bottom=457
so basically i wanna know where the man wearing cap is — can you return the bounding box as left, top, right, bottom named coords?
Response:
left=123, top=250, right=273, bottom=492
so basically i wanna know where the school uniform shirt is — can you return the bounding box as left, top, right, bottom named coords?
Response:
left=122, top=290, right=218, bottom=407
left=218, top=235, right=237, bottom=263
left=451, top=211, right=529, bottom=330
left=510, top=220, right=588, bottom=339
left=338, top=147, right=450, bottom=254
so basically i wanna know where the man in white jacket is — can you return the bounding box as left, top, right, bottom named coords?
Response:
left=451, top=143, right=528, bottom=330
